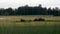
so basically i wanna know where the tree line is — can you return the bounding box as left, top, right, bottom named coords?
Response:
left=0, top=4, right=60, bottom=16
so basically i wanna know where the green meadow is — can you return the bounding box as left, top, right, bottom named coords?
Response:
left=0, top=16, right=60, bottom=34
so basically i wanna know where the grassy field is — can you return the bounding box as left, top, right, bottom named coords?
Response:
left=0, top=15, right=60, bottom=21
left=0, top=16, right=60, bottom=34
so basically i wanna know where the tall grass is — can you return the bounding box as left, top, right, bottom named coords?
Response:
left=0, top=21, right=60, bottom=34
left=0, top=16, right=60, bottom=34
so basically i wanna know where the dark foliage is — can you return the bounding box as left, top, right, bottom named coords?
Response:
left=20, top=19, right=26, bottom=22
left=0, top=4, right=60, bottom=16
left=33, top=18, right=45, bottom=21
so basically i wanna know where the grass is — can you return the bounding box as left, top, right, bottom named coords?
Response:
left=0, top=16, right=60, bottom=34
left=0, top=21, right=60, bottom=34
left=0, top=15, right=60, bottom=21
left=0, top=21, right=60, bottom=26
left=0, top=26, right=60, bottom=34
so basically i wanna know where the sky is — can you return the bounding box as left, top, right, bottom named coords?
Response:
left=0, top=0, right=60, bottom=9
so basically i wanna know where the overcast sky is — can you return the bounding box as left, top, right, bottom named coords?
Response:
left=0, top=0, right=60, bottom=8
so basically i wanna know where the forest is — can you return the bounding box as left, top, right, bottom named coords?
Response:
left=0, top=4, right=60, bottom=16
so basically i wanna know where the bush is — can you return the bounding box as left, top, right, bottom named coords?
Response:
left=20, top=19, right=26, bottom=22
left=33, top=18, right=45, bottom=21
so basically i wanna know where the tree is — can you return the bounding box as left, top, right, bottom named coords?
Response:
left=0, top=4, right=60, bottom=16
